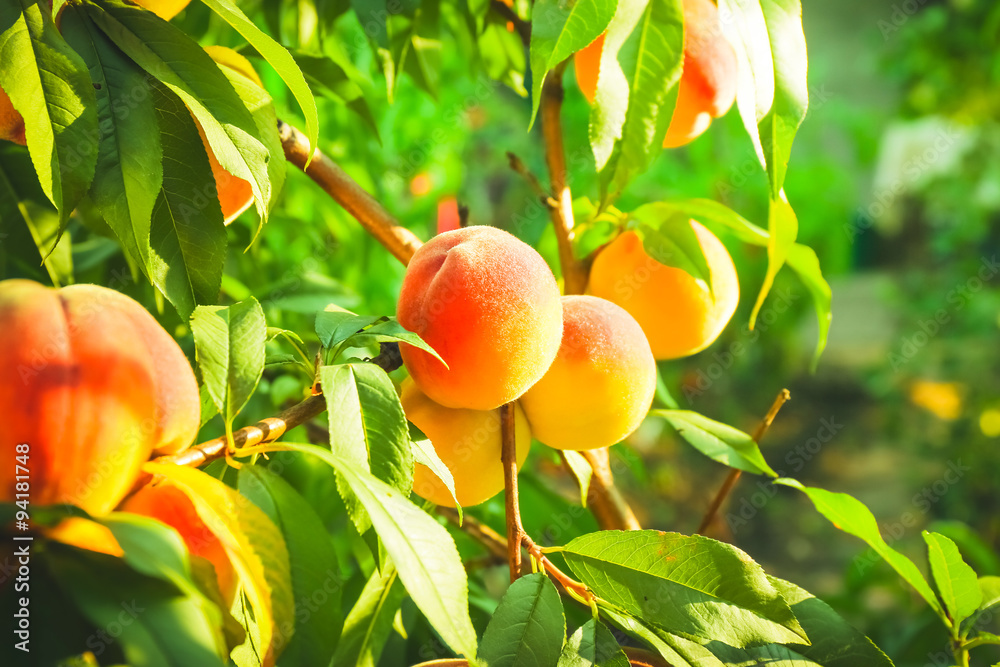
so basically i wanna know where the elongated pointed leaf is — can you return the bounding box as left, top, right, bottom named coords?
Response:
left=411, top=437, right=460, bottom=513
left=600, top=606, right=711, bottom=666
left=346, top=318, right=446, bottom=365
left=238, top=467, right=343, bottom=664
left=148, top=81, right=227, bottom=319
left=654, top=410, right=776, bottom=476
left=749, top=190, right=798, bottom=329
left=293, top=52, right=378, bottom=136
left=777, top=479, right=946, bottom=624
left=257, top=442, right=478, bottom=659
left=333, top=562, right=406, bottom=667
left=197, top=0, right=319, bottom=157
left=562, top=450, right=593, bottom=508
left=191, top=298, right=267, bottom=423
left=786, top=242, right=831, bottom=369
left=558, top=618, right=629, bottom=667
left=143, top=463, right=295, bottom=666
left=61, top=4, right=162, bottom=280
left=588, top=0, right=650, bottom=169
left=0, top=147, right=72, bottom=285
left=924, top=531, right=983, bottom=628
left=316, top=307, right=384, bottom=348
left=320, top=363, right=413, bottom=495
left=599, top=0, right=684, bottom=207
left=479, top=573, right=566, bottom=667
left=562, top=530, right=807, bottom=647
left=0, top=0, right=98, bottom=222
left=84, top=0, right=271, bottom=220
left=529, top=0, right=617, bottom=126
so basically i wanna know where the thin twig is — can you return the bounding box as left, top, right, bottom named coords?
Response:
left=506, top=151, right=558, bottom=208
left=489, top=0, right=530, bottom=45
left=696, top=389, right=791, bottom=535
left=500, top=402, right=524, bottom=582
left=278, top=120, right=424, bottom=266
left=580, top=449, right=642, bottom=531
left=540, top=62, right=588, bottom=296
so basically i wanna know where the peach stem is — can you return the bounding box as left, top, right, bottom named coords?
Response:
left=500, top=402, right=524, bottom=582
left=696, top=388, right=791, bottom=535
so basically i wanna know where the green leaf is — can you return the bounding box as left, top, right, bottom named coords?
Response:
left=60, top=3, right=162, bottom=283
left=650, top=197, right=770, bottom=246
left=238, top=467, right=344, bottom=665
left=315, top=306, right=383, bottom=348
left=776, top=479, right=947, bottom=624
left=47, top=544, right=228, bottom=666
left=196, top=0, right=320, bottom=160
left=588, top=0, right=650, bottom=170
left=0, top=0, right=98, bottom=223
left=785, top=242, right=831, bottom=370
left=147, top=81, right=227, bottom=319
left=0, top=147, right=72, bottom=285
left=767, top=576, right=894, bottom=666
left=191, top=298, right=267, bottom=425
left=562, top=450, right=593, bottom=508
left=653, top=410, right=776, bottom=477
left=271, top=442, right=478, bottom=659
left=562, top=530, right=807, bottom=647
left=345, top=318, right=446, bottom=365
left=411, top=436, right=461, bottom=514
left=320, top=363, right=413, bottom=495
left=757, top=0, right=809, bottom=199
left=293, top=52, right=378, bottom=136
left=479, top=573, right=566, bottom=667
left=599, top=0, right=684, bottom=208
left=143, top=462, right=295, bottom=665
left=924, top=531, right=983, bottom=629
left=630, top=203, right=712, bottom=293
left=558, top=618, right=629, bottom=667
left=600, top=606, right=710, bottom=666
left=529, top=0, right=617, bottom=126
left=84, top=0, right=271, bottom=221
left=332, top=562, right=406, bottom=667
left=398, top=1, right=443, bottom=99
left=977, top=576, right=1000, bottom=615
left=749, top=191, right=799, bottom=330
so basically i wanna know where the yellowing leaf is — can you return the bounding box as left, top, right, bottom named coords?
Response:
left=143, top=463, right=294, bottom=666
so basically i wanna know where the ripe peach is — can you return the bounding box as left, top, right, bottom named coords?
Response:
left=396, top=226, right=563, bottom=411
left=575, top=0, right=737, bottom=148
left=133, top=0, right=192, bottom=21
left=520, top=296, right=656, bottom=451
left=0, top=280, right=201, bottom=515
left=0, top=86, right=26, bottom=146
left=120, top=482, right=238, bottom=604
left=401, top=378, right=531, bottom=507
left=586, top=224, right=739, bottom=360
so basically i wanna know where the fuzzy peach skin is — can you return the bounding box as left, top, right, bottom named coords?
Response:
left=520, top=296, right=656, bottom=451
left=396, top=226, right=563, bottom=411
left=120, top=482, right=238, bottom=604
left=0, top=280, right=200, bottom=515
left=587, top=224, right=739, bottom=360
left=402, top=378, right=531, bottom=507
left=575, top=0, right=737, bottom=148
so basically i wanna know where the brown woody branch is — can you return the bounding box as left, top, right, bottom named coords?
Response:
left=580, top=449, right=642, bottom=531
left=490, top=0, right=531, bottom=45
left=277, top=120, right=423, bottom=266
left=696, top=389, right=791, bottom=535
left=540, top=63, right=588, bottom=296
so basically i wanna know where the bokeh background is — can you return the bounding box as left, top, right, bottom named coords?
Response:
left=2, top=0, right=998, bottom=664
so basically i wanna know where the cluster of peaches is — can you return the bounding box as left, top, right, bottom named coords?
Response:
left=397, top=220, right=738, bottom=508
